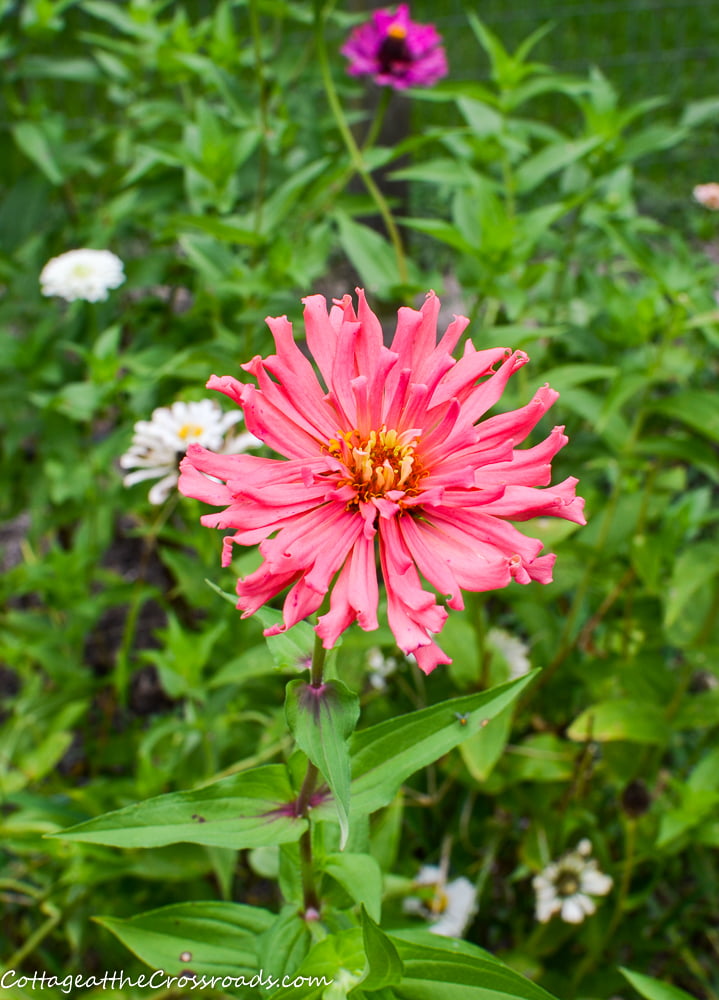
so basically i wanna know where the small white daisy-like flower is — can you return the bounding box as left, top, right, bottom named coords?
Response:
left=486, top=627, right=531, bottom=680
left=366, top=646, right=399, bottom=691
left=40, top=248, right=126, bottom=303
left=120, top=399, right=260, bottom=505
left=403, top=865, right=477, bottom=938
left=693, top=183, right=719, bottom=211
left=533, top=840, right=612, bottom=924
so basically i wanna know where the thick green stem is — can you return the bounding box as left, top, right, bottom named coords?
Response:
left=315, top=8, right=408, bottom=286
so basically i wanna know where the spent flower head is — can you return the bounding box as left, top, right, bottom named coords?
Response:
left=179, top=289, right=584, bottom=674
left=342, top=4, right=448, bottom=90
left=40, top=248, right=125, bottom=303
left=533, top=840, right=612, bottom=924
left=121, top=399, right=259, bottom=505
left=403, top=865, right=477, bottom=937
left=693, top=183, right=719, bottom=210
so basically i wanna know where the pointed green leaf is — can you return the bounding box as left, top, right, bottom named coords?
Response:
left=515, top=136, right=601, bottom=193
left=338, top=675, right=536, bottom=818
left=255, top=607, right=316, bottom=671
left=664, top=541, right=719, bottom=626
left=95, top=901, right=273, bottom=977
left=267, top=929, right=365, bottom=1000
left=12, top=121, right=66, bottom=184
left=649, top=391, right=719, bottom=444
left=54, top=765, right=306, bottom=849
left=321, top=852, right=383, bottom=922
left=459, top=705, right=513, bottom=783
left=286, top=679, right=360, bottom=848
left=354, top=906, right=404, bottom=993
left=620, top=968, right=699, bottom=1000
left=334, top=213, right=401, bottom=297
left=567, top=699, right=667, bottom=745
left=389, top=931, right=558, bottom=1000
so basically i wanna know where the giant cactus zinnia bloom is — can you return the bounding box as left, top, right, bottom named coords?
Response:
left=179, top=291, right=585, bottom=674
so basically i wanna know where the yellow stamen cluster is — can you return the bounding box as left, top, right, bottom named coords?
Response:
left=556, top=871, right=580, bottom=897
left=428, top=888, right=449, bottom=915
left=327, top=426, right=422, bottom=507
left=178, top=423, right=205, bottom=441
left=387, top=22, right=407, bottom=39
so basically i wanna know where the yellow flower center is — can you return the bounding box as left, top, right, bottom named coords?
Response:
left=178, top=423, right=205, bottom=441
left=327, top=426, right=423, bottom=507
left=428, top=888, right=449, bottom=915
left=387, top=22, right=407, bottom=39
left=556, top=871, right=580, bottom=897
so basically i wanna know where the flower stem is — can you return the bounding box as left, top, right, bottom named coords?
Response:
left=361, top=86, right=392, bottom=153
left=296, top=622, right=328, bottom=913
left=248, top=0, right=270, bottom=235
left=315, top=7, right=409, bottom=286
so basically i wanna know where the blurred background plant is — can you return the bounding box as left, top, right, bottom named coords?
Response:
left=1, top=1, right=718, bottom=998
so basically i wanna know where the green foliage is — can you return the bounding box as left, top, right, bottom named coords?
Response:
left=1, top=4, right=718, bottom=999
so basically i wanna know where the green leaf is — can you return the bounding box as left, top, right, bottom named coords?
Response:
left=620, top=968, right=699, bottom=1000
left=649, top=391, right=719, bottom=444
left=399, top=216, right=477, bottom=254
left=256, top=905, right=312, bottom=982
left=389, top=931, right=557, bottom=1000
left=54, top=765, right=307, bottom=849
left=286, top=679, right=360, bottom=848
left=173, top=213, right=262, bottom=246
left=663, top=541, right=719, bottom=627
left=657, top=748, right=719, bottom=848
left=538, top=364, right=617, bottom=393
left=342, top=675, right=536, bottom=818
left=515, top=136, right=601, bottom=194
left=505, top=733, right=577, bottom=784
left=567, top=699, right=667, bottom=745
left=390, top=158, right=477, bottom=186
left=334, top=213, right=400, bottom=297
left=459, top=705, right=513, bottom=783
left=321, top=852, right=383, bottom=922
left=255, top=606, right=316, bottom=671
left=12, top=121, right=65, bottom=184
left=269, top=930, right=366, bottom=999
left=18, top=55, right=103, bottom=83
left=355, top=906, right=404, bottom=993
left=95, top=901, right=273, bottom=978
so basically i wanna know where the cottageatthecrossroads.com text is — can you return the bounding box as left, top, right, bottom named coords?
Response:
left=0, top=969, right=333, bottom=993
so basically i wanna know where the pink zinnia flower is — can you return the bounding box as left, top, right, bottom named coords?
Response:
left=341, top=4, right=448, bottom=90
left=179, top=290, right=585, bottom=675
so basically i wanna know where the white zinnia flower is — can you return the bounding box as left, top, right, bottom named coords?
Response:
left=692, top=183, right=719, bottom=211
left=120, top=399, right=260, bottom=505
left=533, top=840, right=612, bottom=924
left=486, top=627, right=531, bottom=680
left=40, top=248, right=125, bottom=302
left=403, top=865, right=477, bottom=938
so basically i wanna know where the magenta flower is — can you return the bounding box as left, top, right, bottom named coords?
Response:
left=179, top=291, right=585, bottom=675
left=341, top=4, right=448, bottom=90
